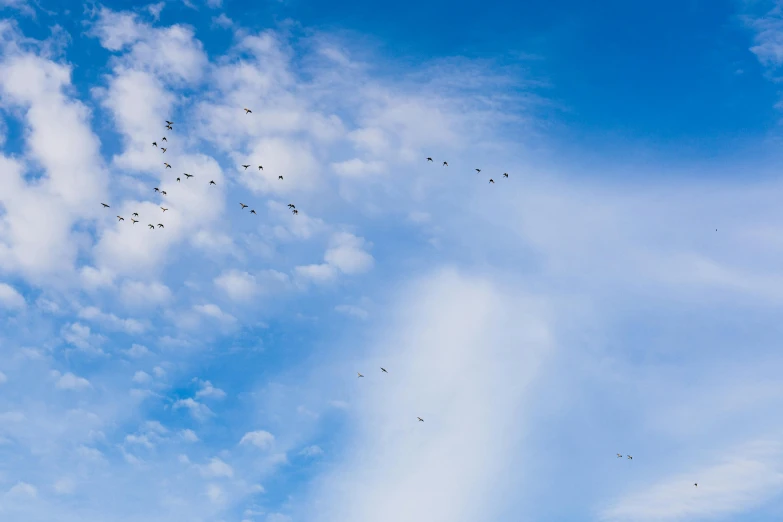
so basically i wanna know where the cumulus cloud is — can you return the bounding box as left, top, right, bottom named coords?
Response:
left=0, top=282, right=25, bottom=309
left=173, top=398, right=214, bottom=421
left=54, top=371, right=91, bottom=390
left=240, top=430, right=275, bottom=449
left=214, top=270, right=257, bottom=301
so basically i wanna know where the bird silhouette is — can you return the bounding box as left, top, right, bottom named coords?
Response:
left=489, top=179, right=495, bottom=184
left=161, top=207, right=168, bottom=212
left=161, top=147, right=167, bottom=153
left=244, top=108, right=252, bottom=114
left=154, top=187, right=160, bottom=192
left=427, top=157, right=433, bottom=162
left=176, top=177, right=180, bottom=182
left=292, top=209, right=298, bottom=215
left=242, top=164, right=250, bottom=170
left=503, top=173, right=509, bottom=178
left=184, top=173, right=193, bottom=178
left=131, top=219, right=138, bottom=224
left=278, top=175, right=283, bottom=180
left=209, top=180, right=216, bottom=185
left=288, top=204, right=295, bottom=209
left=627, top=455, right=633, bottom=460
left=101, top=203, right=110, bottom=208
left=417, top=417, right=424, bottom=422
left=165, top=120, right=173, bottom=125
left=117, top=216, right=124, bottom=221
left=381, top=368, right=388, bottom=373
left=161, top=191, right=167, bottom=196
left=476, top=168, right=481, bottom=173
left=164, top=163, right=171, bottom=168
left=258, top=165, right=263, bottom=170
left=250, top=209, right=257, bottom=215
left=148, top=224, right=154, bottom=229
left=162, top=137, right=167, bottom=142
left=357, top=372, right=364, bottom=378
left=240, top=203, right=248, bottom=209
left=132, top=212, right=139, bottom=217
left=152, top=141, right=157, bottom=147
left=157, top=224, right=164, bottom=228
left=166, top=125, right=172, bottom=130
left=443, top=161, right=448, bottom=167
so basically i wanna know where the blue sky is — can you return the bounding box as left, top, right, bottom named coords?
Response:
left=1, top=0, right=783, bottom=521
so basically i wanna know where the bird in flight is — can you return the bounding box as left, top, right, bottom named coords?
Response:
left=287, top=204, right=295, bottom=209
left=476, top=168, right=481, bottom=173
left=627, top=455, right=633, bottom=460
left=154, top=187, right=160, bottom=192
left=278, top=175, right=283, bottom=180
left=240, top=203, right=248, bottom=209
left=244, top=108, right=252, bottom=114
left=417, top=417, right=424, bottom=422
left=616, top=454, right=622, bottom=458
left=503, top=173, right=509, bottom=178
left=117, top=216, right=124, bottom=222
left=166, top=124, right=173, bottom=131
left=292, top=209, right=298, bottom=215
left=250, top=209, right=257, bottom=215
left=161, top=148, right=167, bottom=153
left=357, top=372, right=364, bottom=378
left=165, top=120, right=173, bottom=125
left=184, top=173, right=193, bottom=178
left=131, top=219, right=138, bottom=224
left=101, top=203, right=110, bottom=208
left=242, top=164, right=250, bottom=170
left=489, top=179, right=495, bottom=184
left=381, top=368, right=388, bottom=373
left=148, top=224, right=154, bottom=229
left=442, top=161, right=448, bottom=167
left=694, top=483, right=698, bottom=487
left=152, top=141, right=157, bottom=147
left=157, top=223, right=164, bottom=228
left=161, top=191, right=167, bottom=196
left=176, top=177, right=180, bottom=182
left=258, top=165, right=263, bottom=170
left=162, top=137, right=167, bottom=142
left=427, top=157, right=433, bottom=162
left=161, top=207, right=168, bottom=212
left=132, top=213, right=139, bottom=217
left=164, top=163, right=171, bottom=168
left=209, top=180, right=216, bottom=185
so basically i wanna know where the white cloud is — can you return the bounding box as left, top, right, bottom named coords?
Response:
left=54, top=371, right=91, bottom=390
left=0, top=371, right=6, bottom=384
left=214, top=270, right=257, bottom=301
left=7, top=482, right=36, bottom=498
left=0, top=282, right=25, bottom=309
left=240, top=430, right=275, bottom=449
left=125, top=343, right=150, bottom=358
left=331, top=158, right=386, bottom=178
left=200, top=457, right=234, bottom=478
left=60, top=322, right=106, bottom=354
left=194, top=303, right=236, bottom=324
left=132, top=371, right=151, bottom=384
left=53, top=477, right=76, bottom=495
left=299, top=445, right=323, bottom=457
left=173, top=398, right=214, bottom=421
left=211, top=13, right=233, bottom=29
left=334, top=304, right=368, bottom=320
left=77, top=305, right=147, bottom=334
left=119, top=280, right=172, bottom=308
left=206, top=483, right=225, bottom=505
left=180, top=429, right=199, bottom=442
left=195, top=379, right=227, bottom=400
left=323, top=232, right=374, bottom=274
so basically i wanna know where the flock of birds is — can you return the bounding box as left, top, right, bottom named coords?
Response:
left=96, top=108, right=700, bottom=486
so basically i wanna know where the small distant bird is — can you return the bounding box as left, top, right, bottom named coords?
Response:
left=278, top=175, right=283, bottom=180
left=357, top=372, right=364, bottom=378
left=161, top=207, right=168, bottom=212
left=184, top=173, right=193, bottom=178
left=443, top=161, right=448, bottom=166
left=157, top=223, right=164, bottom=228
left=503, top=173, right=509, bottom=178
left=381, top=368, right=388, bottom=373
left=244, top=108, right=252, bottom=114
left=161, top=147, right=167, bottom=153
left=161, top=191, right=167, bottom=196
left=162, top=137, right=167, bottom=142
left=101, top=203, right=110, bottom=208
left=489, top=179, right=494, bottom=184
left=148, top=224, right=154, bottom=229
left=209, top=180, right=216, bottom=185
left=476, top=168, right=481, bottom=173
left=288, top=204, right=295, bottom=209
left=292, top=209, right=298, bottom=215
left=152, top=141, right=157, bottom=147
left=176, top=177, right=180, bottom=182
left=627, top=455, right=633, bottom=460
left=426, top=157, right=433, bottom=162
left=165, top=120, right=173, bottom=125
left=240, top=203, right=248, bottom=209
left=132, top=213, right=139, bottom=217
left=117, top=216, right=124, bottom=222
left=166, top=125, right=172, bottom=130
left=258, top=165, right=263, bottom=170
left=417, top=417, right=424, bottom=422
left=242, top=164, right=250, bottom=170
left=250, top=209, right=257, bottom=214
left=617, top=454, right=622, bottom=458
left=694, top=483, right=698, bottom=487
left=154, top=187, right=160, bottom=192
left=131, top=219, right=138, bottom=224
left=164, top=163, right=171, bottom=168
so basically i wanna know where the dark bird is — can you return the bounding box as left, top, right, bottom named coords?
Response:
left=166, top=125, right=173, bottom=131
left=617, top=454, right=622, bottom=458
left=503, top=173, right=509, bottom=178
left=417, top=417, right=424, bottom=422
left=164, top=163, right=171, bottom=168
left=161, top=207, right=168, bottom=212
left=184, top=173, right=193, bottom=178
left=161, top=148, right=167, bottom=153
left=250, top=209, right=257, bottom=215
left=152, top=142, right=157, bottom=147
left=278, top=175, right=283, bottom=180
left=101, top=203, right=110, bottom=208
left=244, top=108, right=252, bottom=114
left=489, top=179, right=495, bottom=184
left=627, top=455, right=633, bottom=460
left=165, top=120, right=173, bottom=125
left=476, top=168, right=481, bottom=173
left=148, top=224, right=154, bottom=229
left=132, top=213, right=139, bottom=217
left=161, top=191, right=167, bottom=196
left=287, top=204, right=295, bottom=209
left=176, top=177, right=180, bottom=182
left=154, top=187, right=160, bottom=192
left=209, top=180, right=216, bottom=185
left=426, top=157, right=433, bottom=162
left=162, top=137, right=167, bottom=142
left=381, top=368, right=388, bottom=373
left=258, top=165, right=263, bottom=170
left=157, top=223, right=164, bottom=228
left=292, top=209, right=298, bottom=215
left=442, top=161, right=448, bottom=167
left=242, top=164, right=250, bottom=170
left=357, top=372, right=364, bottom=378
left=117, top=216, right=124, bottom=221
left=694, top=483, right=698, bottom=487
left=240, top=203, right=248, bottom=209
left=131, top=219, right=138, bottom=224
